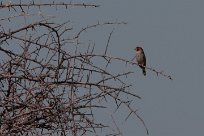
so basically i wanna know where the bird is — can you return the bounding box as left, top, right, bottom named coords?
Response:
left=135, top=47, right=146, bottom=76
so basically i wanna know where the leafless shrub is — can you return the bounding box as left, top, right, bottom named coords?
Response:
left=0, top=1, right=172, bottom=136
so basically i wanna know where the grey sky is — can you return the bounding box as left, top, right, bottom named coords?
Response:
left=2, top=0, right=204, bottom=136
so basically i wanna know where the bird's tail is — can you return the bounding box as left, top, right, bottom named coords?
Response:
left=142, top=69, right=146, bottom=76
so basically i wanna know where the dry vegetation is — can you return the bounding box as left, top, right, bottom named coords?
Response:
left=0, top=1, right=171, bottom=136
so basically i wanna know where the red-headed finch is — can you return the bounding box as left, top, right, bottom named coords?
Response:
left=135, top=47, right=146, bottom=76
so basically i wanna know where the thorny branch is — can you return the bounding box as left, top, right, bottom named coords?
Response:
left=0, top=1, right=99, bottom=9
left=0, top=1, right=172, bottom=136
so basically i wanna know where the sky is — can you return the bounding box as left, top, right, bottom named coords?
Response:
left=1, top=0, right=204, bottom=136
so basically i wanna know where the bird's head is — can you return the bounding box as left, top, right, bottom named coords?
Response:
left=134, top=47, right=143, bottom=52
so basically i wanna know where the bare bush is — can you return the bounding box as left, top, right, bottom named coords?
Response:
left=0, top=1, right=172, bottom=136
